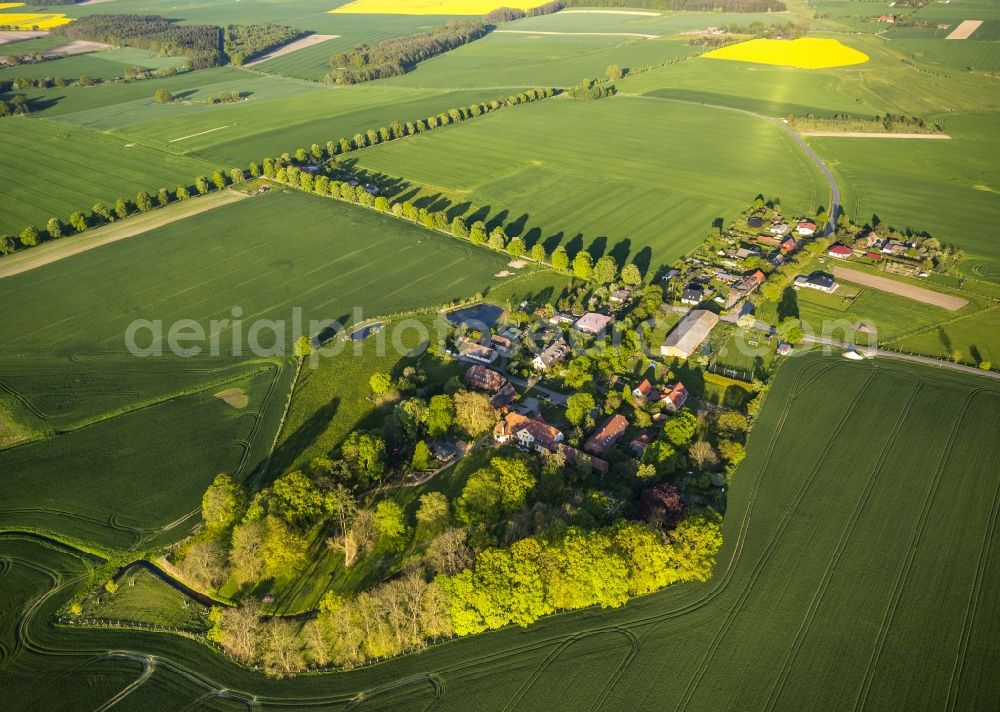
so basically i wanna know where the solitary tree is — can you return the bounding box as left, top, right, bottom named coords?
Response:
left=154, top=87, right=173, bottom=104
left=605, top=64, right=623, bottom=80
left=369, top=372, right=392, bottom=395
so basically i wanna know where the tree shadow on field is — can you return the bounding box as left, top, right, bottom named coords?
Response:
left=777, top=286, right=799, bottom=321
left=633, top=246, right=652, bottom=277
left=543, top=231, right=564, bottom=254
left=447, top=200, right=472, bottom=221
left=610, top=238, right=632, bottom=267
left=263, top=398, right=340, bottom=482
left=523, top=227, right=542, bottom=250
left=466, top=205, right=491, bottom=225
left=587, top=236, right=607, bottom=259
left=937, top=326, right=952, bottom=355
left=506, top=213, right=529, bottom=238
left=564, top=234, right=584, bottom=258
left=486, top=209, right=509, bottom=233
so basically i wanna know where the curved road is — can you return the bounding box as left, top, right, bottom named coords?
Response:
left=619, top=94, right=841, bottom=235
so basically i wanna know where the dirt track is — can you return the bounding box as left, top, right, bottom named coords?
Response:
left=245, top=34, right=339, bottom=66
left=0, top=190, right=248, bottom=279
left=832, top=266, right=969, bottom=311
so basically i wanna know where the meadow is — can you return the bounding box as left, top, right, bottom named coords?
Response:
left=0, top=118, right=216, bottom=234
left=890, top=307, right=1000, bottom=366
left=3, top=354, right=998, bottom=710
left=809, top=111, right=1000, bottom=276
left=355, top=95, right=826, bottom=269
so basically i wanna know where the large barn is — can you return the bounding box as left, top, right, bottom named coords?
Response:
left=660, top=309, right=719, bottom=360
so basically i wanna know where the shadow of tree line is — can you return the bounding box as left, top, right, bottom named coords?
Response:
left=339, top=158, right=661, bottom=279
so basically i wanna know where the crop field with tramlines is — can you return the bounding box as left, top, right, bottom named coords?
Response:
left=1, top=0, right=998, bottom=706
left=3, top=355, right=998, bottom=708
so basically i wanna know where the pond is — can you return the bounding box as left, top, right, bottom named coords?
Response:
left=350, top=321, right=385, bottom=341
left=445, top=304, right=503, bottom=330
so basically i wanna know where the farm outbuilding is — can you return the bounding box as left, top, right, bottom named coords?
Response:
left=660, top=309, right=719, bottom=360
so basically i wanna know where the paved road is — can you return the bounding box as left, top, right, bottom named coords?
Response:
left=802, top=335, right=1000, bottom=380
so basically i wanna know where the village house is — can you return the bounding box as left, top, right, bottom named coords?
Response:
left=681, top=286, right=704, bottom=305
left=724, top=270, right=766, bottom=308
left=794, top=273, right=838, bottom=293
left=734, top=246, right=761, bottom=260
left=875, top=14, right=895, bottom=23
left=630, top=430, right=655, bottom=457
left=531, top=338, right=571, bottom=371
left=659, top=382, right=689, bottom=412
left=584, top=414, right=629, bottom=456
left=458, top=338, right=498, bottom=364
left=574, top=312, right=613, bottom=335
left=465, top=365, right=506, bottom=392
left=755, top=233, right=781, bottom=248
left=661, top=310, right=719, bottom=360
left=882, top=239, right=908, bottom=256
left=494, top=412, right=563, bottom=453
left=609, top=288, right=631, bottom=304
left=632, top=379, right=655, bottom=403
left=776, top=342, right=793, bottom=356
left=780, top=237, right=798, bottom=254
left=770, top=223, right=789, bottom=236
left=554, top=443, right=610, bottom=476
left=489, top=333, right=515, bottom=357
left=796, top=221, right=818, bottom=236
left=828, top=244, right=853, bottom=260
left=548, top=312, right=577, bottom=326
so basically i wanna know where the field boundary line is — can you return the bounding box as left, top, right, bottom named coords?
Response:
left=851, top=388, right=984, bottom=712
left=243, top=34, right=340, bottom=67
left=761, top=385, right=923, bottom=712
left=797, top=131, right=951, bottom=139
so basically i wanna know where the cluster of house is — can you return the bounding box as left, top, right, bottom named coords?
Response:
left=678, top=216, right=816, bottom=313
left=456, top=328, right=518, bottom=365
left=477, top=364, right=690, bottom=474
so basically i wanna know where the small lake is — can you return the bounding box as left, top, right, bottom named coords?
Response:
left=445, top=304, right=503, bottom=329
left=350, top=322, right=385, bottom=341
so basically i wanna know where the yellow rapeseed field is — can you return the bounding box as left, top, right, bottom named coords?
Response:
left=330, top=0, right=540, bottom=14
left=0, top=2, right=71, bottom=30
left=703, top=38, right=869, bottom=69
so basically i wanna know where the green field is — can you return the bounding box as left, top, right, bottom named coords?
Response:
left=382, top=33, right=699, bottom=89
left=891, top=306, right=1000, bottom=366
left=619, top=33, right=1000, bottom=118
left=0, top=47, right=186, bottom=82
left=0, top=189, right=510, bottom=352
left=0, top=118, right=216, bottom=234
left=355, top=95, right=826, bottom=269
left=80, top=565, right=210, bottom=631
left=810, top=112, right=1000, bottom=274
left=3, top=354, right=998, bottom=708
left=252, top=37, right=349, bottom=81
left=0, top=355, right=292, bottom=548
